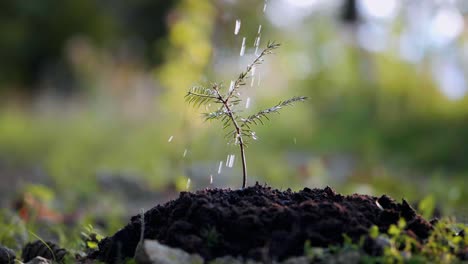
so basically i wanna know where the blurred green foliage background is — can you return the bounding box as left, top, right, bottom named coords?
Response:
left=1, top=0, right=468, bottom=236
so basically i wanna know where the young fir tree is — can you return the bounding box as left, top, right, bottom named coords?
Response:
left=185, top=42, right=307, bottom=188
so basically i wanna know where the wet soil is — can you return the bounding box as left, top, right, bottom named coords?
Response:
left=92, top=183, right=432, bottom=263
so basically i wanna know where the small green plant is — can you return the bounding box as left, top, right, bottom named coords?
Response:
left=80, top=224, right=104, bottom=251
left=186, top=42, right=307, bottom=188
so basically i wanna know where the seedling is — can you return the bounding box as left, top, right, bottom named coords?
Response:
left=185, top=42, right=307, bottom=188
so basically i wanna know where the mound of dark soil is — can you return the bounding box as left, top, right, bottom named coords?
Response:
left=92, top=184, right=432, bottom=263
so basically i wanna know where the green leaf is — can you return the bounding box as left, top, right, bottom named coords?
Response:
left=369, top=225, right=379, bottom=239
left=388, top=224, right=400, bottom=237
left=418, top=195, right=435, bottom=220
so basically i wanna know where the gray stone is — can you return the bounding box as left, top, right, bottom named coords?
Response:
left=134, top=240, right=203, bottom=264
left=25, top=256, right=51, bottom=264
left=0, top=245, right=16, bottom=264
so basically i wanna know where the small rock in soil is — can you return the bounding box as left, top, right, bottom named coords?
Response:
left=25, top=257, right=52, bottom=264
left=25, top=256, right=51, bottom=264
left=0, top=244, right=16, bottom=264
left=92, top=184, right=433, bottom=263
left=22, top=240, right=67, bottom=263
left=134, top=239, right=203, bottom=264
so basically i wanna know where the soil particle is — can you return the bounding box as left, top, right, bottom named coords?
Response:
left=92, top=183, right=432, bottom=263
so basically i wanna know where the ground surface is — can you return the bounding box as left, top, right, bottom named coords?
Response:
left=92, top=183, right=433, bottom=263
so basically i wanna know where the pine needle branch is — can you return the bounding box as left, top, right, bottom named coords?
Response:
left=185, top=86, right=222, bottom=108
left=185, top=42, right=307, bottom=189
left=241, top=96, right=307, bottom=127
left=226, top=41, right=280, bottom=100
left=203, top=108, right=227, bottom=121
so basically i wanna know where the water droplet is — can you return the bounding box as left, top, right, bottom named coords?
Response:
left=257, top=25, right=262, bottom=34
left=186, top=178, right=191, bottom=191
left=245, top=97, right=251, bottom=109
left=251, top=131, right=258, bottom=140
left=234, top=19, right=241, bottom=35
left=228, top=155, right=236, bottom=168
left=254, top=36, right=261, bottom=47
left=226, top=154, right=230, bottom=165
left=263, top=1, right=267, bottom=12
left=168, top=136, right=174, bottom=142
left=210, top=174, right=213, bottom=185
left=218, top=161, right=223, bottom=174
left=240, top=37, right=246, bottom=56
left=229, top=80, right=235, bottom=93
left=183, top=149, right=188, bottom=157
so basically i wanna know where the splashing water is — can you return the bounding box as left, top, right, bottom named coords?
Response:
left=183, top=149, right=187, bottom=157
left=245, top=97, right=251, bottom=109
left=186, top=178, right=191, bottom=190
left=234, top=19, right=241, bottom=35
left=168, top=136, right=174, bottom=142
left=227, top=155, right=236, bottom=168
left=240, top=37, right=246, bottom=56
left=218, top=161, right=223, bottom=174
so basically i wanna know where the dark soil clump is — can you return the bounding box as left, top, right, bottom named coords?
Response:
left=92, top=183, right=432, bottom=263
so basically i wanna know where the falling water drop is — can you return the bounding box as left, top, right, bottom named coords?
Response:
left=168, top=136, right=174, bottom=142
left=245, top=97, right=251, bottom=109
left=210, top=174, right=213, bottom=185
left=234, top=19, right=241, bottom=35
left=228, top=155, right=236, bottom=168
left=186, top=178, right=191, bottom=190
left=183, top=149, right=188, bottom=157
left=257, top=25, right=262, bottom=34
left=254, top=36, right=261, bottom=48
left=218, top=161, right=223, bottom=174
left=263, top=1, right=267, bottom=13
left=240, top=37, right=246, bottom=56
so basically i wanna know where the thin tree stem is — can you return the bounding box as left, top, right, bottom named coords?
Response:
left=216, top=88, right=247, bottom=189
left=239, top=138, right=247, bottom=188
